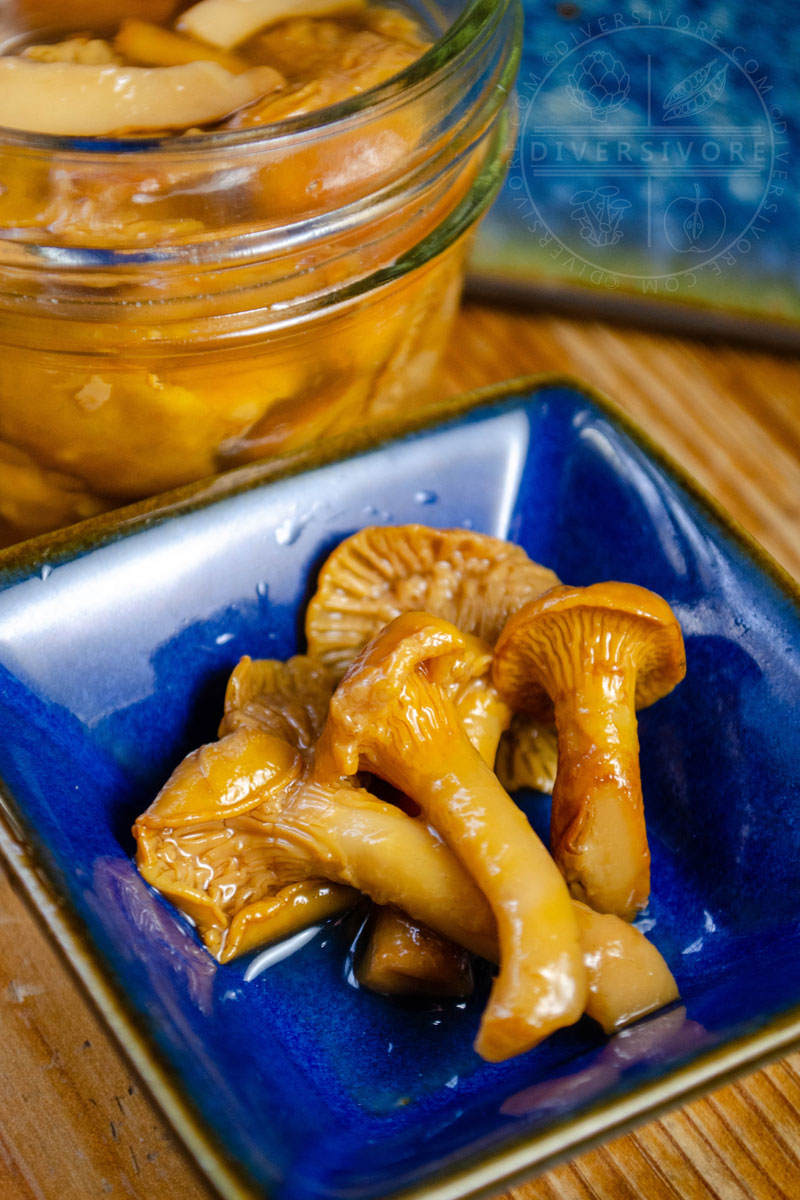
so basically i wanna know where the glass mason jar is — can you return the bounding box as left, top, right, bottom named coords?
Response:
left=0, top=0, right=521, bottom=545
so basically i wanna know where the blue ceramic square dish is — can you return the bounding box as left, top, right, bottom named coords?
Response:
left=1, top=377, right=799, bottom=1200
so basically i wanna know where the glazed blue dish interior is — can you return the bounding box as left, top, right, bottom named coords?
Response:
left=1, top=381, right=799, bottom=1200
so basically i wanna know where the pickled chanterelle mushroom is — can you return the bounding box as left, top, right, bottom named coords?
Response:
left=306, top=524, right=561, bottom=786
left=136, top=644, right=678, bottom=1037
left=135, top=724, right=499, bottom=964
left=135, top=527, right=683, bottom=1062
left=306, top=524, right=557, bottom=991
left=0, top=0, right=429, bottom=137
left=313, top=611, right=588, bottom=1061
left=218, top=652, right=471, bottom=993
left=0, top=58, right=284, bottom=136
left=306, top=525, right=559, bottom=675
left=219, top=654, right=335, bottom=757
left=493, top=582, right=686, bottom=920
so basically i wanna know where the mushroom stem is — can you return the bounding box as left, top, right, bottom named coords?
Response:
left=572, top=902, right=679, bottom=1033
left=493, top=584, right=685, bottom=920
left=134, top=726, right=496, bottom=962
left=382, top=716, right=586, bottom=1060
left=315, top=615, right=587, bottom=1062
left=136, top=727, right=677, bottom=1034
left=550, top=662, right=650, bottom=920
left=281, top=780, right=498, bottom=962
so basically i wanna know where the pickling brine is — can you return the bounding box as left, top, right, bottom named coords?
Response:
left=0, top=0, right=522, bottom=544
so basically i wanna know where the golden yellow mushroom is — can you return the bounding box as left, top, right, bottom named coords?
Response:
left=136, top=721, right=677, bottom=1035
left=0, top=58, right=283, bottom=136
left=305, top=524, right=559, bottom=792
left=115, top=18, right=250, bottom=73
left=219, top=654, right=335, bottom=760
left=313, top=611, right=587, bottom=1062
left=572, top=902, right=679, bottom=1033
left=133, top=726, right=351, bottom=959
left=178, top=0, right=367, bottom=50
left=356, top=907, right=474, bottom=999
left=134, top=725, right=497, bottom=965
left=218, top=652, right=476, bottom=996
left=493, top=583, right=686, bottom=920
left=0, top=439, right=112, bottom=548
left=306, top=525, right=559, bottom=679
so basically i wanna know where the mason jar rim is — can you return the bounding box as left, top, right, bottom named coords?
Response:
left=0, top=0, right=508, bottom=153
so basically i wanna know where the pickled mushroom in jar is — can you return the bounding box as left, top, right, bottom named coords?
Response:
left=0, top=2, right=430, bottom=138
left=0, top=439, right=112, bottom=544
left=0, top=4, right=480, bottom=550
left=0, top=58, right=284, bottom=136
left=178, top=0, right=369, bottom=49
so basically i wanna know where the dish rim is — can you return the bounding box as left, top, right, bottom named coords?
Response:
left=1, top=371, right=799, bottom=1200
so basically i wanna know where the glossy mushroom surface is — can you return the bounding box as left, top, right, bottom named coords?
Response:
left=305, top=523, right=559, bottom=790
left=305, top=525, right=559, bottom=678
left=219, top=650, right=484, bottom=995
left=134, top=725, right=498, bottom=964
left=356, top=907, right=475, bottom=998
left=493, top=582, right=686, bottom=919
left=314, top=610, right=587, bottom=1061
left=219, top=654, right=334, bottom=760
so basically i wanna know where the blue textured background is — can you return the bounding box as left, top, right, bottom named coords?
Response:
left=472, top=0, right=800, bottom=324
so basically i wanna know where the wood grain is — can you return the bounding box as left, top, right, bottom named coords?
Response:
left=1, top=301, right=799, bottom=1199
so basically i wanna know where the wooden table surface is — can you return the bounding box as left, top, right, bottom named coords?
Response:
left=2, top=300, right=800, bottom=1200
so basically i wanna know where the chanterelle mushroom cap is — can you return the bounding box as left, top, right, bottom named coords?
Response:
left=493, top=582, right=686, bottom=920
left=219, top=654, right=334, bottom=761
left=136, top=744, right=500, bottom=967
left=493, top=582, right=686, bottom=720
left=135, top=727, right=302, bottom=829
left=317, top=609, right=493, bottom=780
left=305, top=525, right=558, bottom=680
